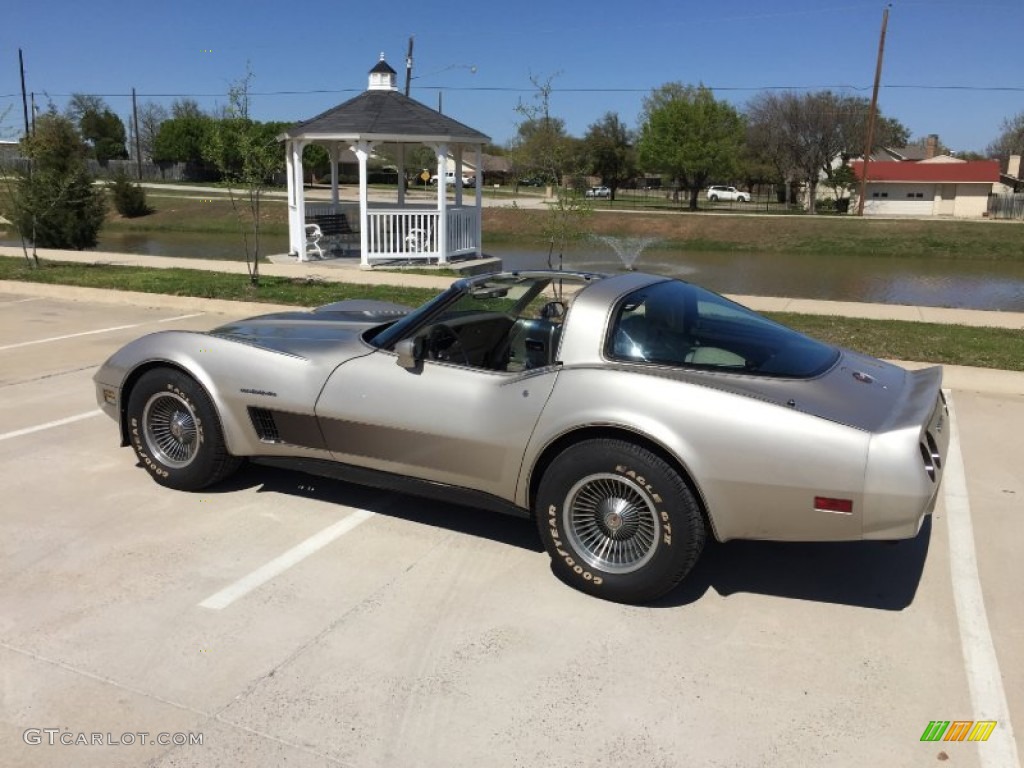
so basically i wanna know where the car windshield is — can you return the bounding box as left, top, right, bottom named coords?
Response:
left=607, top=280, right=839, bottom=378
left=367, top=275, right=561, bottom=351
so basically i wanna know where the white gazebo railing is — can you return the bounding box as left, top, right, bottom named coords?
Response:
left=364, top=206, right=479, bottom=263
left=302, top=202, right=481, bottom=264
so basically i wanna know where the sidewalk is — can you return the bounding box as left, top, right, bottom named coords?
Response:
left=4, top=244, right=1023, bottom=330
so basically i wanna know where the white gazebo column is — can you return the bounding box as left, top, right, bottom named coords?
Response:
left=396, top=144, right=406, bottom=206
left=354, top=140, right=374, bottom=267
left=286, top=140, right=307, bottom=259
left=329, top=143, right=340, bottom=210
left=435, top=143, right=449, bottom=264
left=454, top=145, right=464, bottom=207
left=474, top=144, right=483, bottom=257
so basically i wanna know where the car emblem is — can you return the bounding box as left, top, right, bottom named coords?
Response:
left=852, top=371, right=874, bottom=384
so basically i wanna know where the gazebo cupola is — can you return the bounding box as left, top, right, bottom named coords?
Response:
left=279, top=54, right=491, bottom=266
left=367, top=54, right=397, bottom=91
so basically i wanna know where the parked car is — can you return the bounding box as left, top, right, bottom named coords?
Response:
left=429, top=171, right=474, bottom=186
left=586, top=185, right=611, bottom=199
left=94, top=271, right=947, bottom=604
left=706, top=185, right=751, bottom=202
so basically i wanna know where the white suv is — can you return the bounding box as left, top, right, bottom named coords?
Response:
left=706, top=185, right=751, bottom=202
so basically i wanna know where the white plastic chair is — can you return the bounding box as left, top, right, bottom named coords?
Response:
left=304, top=223, right=324, bottom=260
left=404, top=227, right=429, bottom=253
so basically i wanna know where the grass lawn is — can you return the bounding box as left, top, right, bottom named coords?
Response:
left=2, top=255, right=1022, bottom=372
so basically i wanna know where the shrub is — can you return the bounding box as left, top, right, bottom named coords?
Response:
left=109, top=171, right=152, bottom=217
left=11, top=113, right=108, bottom=250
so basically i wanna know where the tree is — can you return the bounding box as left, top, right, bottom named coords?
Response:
left=152, top=114, right=212, bottom=167
left=81, top=107, right=128, bottom=165
left=65, top=94, right=129, bottom=165
left=171, top=98, right=204, bottom=120
left=509, top=73, right=578, bottom=186
left=746, top=90, right=909, bottom=212
left=10, top=112, right=107, bottom=252
left=65, top=93, right=106, bottom=126
left=203, top=68, right=285, bottom=284
left=582, top=112, right=636, bottom=200
left=137, top=102, right=168, bottom=161
left=987, top=112, right=1024, bottom=165
left=637, top=83, right=745, bottom=210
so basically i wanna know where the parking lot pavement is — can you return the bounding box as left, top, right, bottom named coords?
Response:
left=0, top=291, right=1020, bottom=767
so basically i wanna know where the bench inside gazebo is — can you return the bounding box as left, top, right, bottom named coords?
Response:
left=279, top=55, right=490, bottom=267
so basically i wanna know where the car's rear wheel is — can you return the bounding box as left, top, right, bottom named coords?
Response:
left=535, top=439, right=705, bottom=603
left=127, top=368, right=240, bottom=491
left=709, top=194, right=718, bottom=202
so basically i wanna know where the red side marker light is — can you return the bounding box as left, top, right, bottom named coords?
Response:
left=814, top=496, right=854, bottom=515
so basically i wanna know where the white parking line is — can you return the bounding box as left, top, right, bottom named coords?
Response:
left=198, top=509, right=376, bottom=610
left=0, top=410, right=102, bottom=442
left=943, top=391, right=1020, bottom=768
left=158, top=313, right=205, bottom=323
left=0, top=313, right=205, bottom=351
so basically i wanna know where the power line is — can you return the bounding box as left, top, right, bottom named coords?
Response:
left=1, top=83, right=1022, bottom=100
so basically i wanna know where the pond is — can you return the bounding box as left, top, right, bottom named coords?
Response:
left=5, top=230, right=1024, bottom=312
left=493, top=243, right=1024, bottom=312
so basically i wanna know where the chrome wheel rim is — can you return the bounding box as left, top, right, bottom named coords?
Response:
left=563, top=473, right=661, bottom=574
left=142, top=391, right=199, bottom=468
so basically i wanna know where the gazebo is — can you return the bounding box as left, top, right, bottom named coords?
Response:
left=278, top=55, right=490, bottom=266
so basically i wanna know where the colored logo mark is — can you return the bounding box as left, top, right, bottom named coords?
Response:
left=921, top=720, right=997, bottom=742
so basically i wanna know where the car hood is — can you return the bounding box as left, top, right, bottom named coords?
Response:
left=209, top=299, right=410, bottom=360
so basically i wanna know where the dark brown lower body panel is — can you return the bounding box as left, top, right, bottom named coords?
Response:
left=251, top=456, right=531, bottom=519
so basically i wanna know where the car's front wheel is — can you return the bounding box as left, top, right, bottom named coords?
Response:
left=709, top=194, right=718, bottom=202
left=126, top=368, right=240, bottom=491
left=535, top=439, right=705, bottom=603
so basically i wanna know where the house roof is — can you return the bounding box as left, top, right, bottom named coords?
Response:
left=279, top=89, right=490, bottom=145
left=851, top=160, right=1000, bottom=183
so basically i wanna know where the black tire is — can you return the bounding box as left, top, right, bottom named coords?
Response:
left=126, top=368, right=241, bottom=491
left=535, top=439, right=705, bottom=603
left=709, top=194, right=718, bottom=202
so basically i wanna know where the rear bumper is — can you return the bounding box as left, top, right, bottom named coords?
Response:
left=863, top=382, right=948, bottom=540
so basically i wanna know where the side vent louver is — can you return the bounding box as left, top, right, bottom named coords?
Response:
left=249, top=408, right=281, bottom=443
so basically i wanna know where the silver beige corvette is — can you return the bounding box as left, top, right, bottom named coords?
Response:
left=94, top=271, right=948, bottom=603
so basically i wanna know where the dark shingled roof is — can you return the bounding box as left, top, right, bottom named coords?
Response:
left=280, top=90, right=490, bottom=143
left=370, top=58, right=397, bottom=75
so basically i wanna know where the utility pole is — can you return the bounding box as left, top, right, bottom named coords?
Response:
left=132, top=88, right=143, bottom=180
left=404, top=36, right=414, bottom=97
left=857, top=5, right=891, bottom=216
left=18, top=48, right=30, bottom=138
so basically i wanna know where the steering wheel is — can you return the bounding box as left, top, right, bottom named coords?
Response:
left=425, top=323, right=470, bottom=365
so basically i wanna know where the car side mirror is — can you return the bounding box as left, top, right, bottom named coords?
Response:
left=395, top=338, right=419, bottom=369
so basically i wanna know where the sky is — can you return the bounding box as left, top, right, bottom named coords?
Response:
left=1, top=0, right=1022, bottom=153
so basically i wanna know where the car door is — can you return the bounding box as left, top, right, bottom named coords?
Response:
left=314, top=350, right=558, bottom=501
